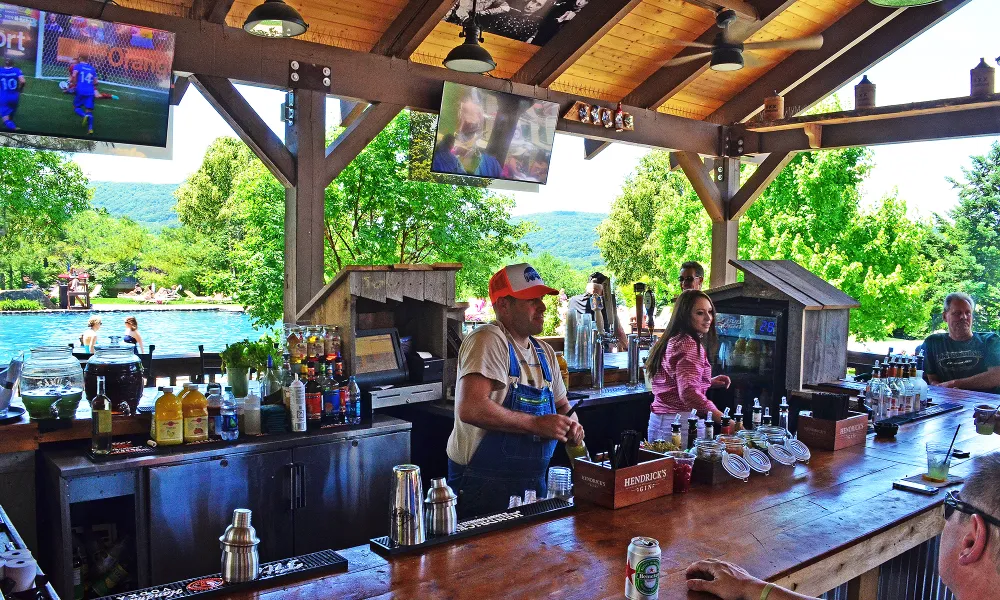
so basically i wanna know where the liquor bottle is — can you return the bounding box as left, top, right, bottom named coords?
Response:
left=261, top=354, right=281, bottom=400
left=864, top=360, right=880, bottom=400
left=900, top=361, right=916, bottom=414
left=305, top=365, right=323, bottom=428
left=154, top=386, right=183, bottom=446
left=337, top=358, right=349, bottom=425
left=886, top=362, right=901, bottom=418
left=220, top=388, right=239, bottom=441
left=686, top=409, right=698, bottom=451
left=290, top=374, right=307, bottom=432
left=91, top=375, right=113, bottom=455
left=565, top=438, right=591, bottom=463
left=703, top=414, right=715, bottom=440
left=752, top=398, right=762, bottom=430
left=762, top=407, right=772, bottom=427
left=733, top=404, right=744, bottom=433
left=322, top=364, right=339, bottom=424
left=720, top=407, right=732, bottom=436
left=913, top=361, right=929, bottom=410
left=281, top=354, right=293, bottom=409
left=348, top=375, right=362, bottom=425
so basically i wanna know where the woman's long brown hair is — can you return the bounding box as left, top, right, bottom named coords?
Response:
left=645, top=290, right=718, bottom=381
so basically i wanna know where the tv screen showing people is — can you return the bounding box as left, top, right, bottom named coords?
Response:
left=0, top=3, right=174, bottom=147
left=431, top=82, right=559, bottom=184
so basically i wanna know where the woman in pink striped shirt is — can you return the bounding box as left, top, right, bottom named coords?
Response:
left=645, top=290, right=730, bottom=442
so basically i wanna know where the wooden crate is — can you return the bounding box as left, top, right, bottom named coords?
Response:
left=796, top=411, right=869, bottom=451
left=573, top=450, right=674, bottom=509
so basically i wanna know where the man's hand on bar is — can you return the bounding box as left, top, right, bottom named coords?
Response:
left=686, top=559, right=818, bottom=600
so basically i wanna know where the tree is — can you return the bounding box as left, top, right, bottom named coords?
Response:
left=524, top=252, right=589, bottom=335
left=596, top=152, right=710, bottom=304
left=325, top=111, right=530, bottom=298
left=54, top=209, right=147, bottom=291
left=0, top=148, right=90, bottom=286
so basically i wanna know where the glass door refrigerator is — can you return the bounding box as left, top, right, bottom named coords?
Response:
left=707, top=299, right=788, bottom=428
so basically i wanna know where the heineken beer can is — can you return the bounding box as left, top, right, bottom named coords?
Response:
left=625, top=536, right=660, bottom=599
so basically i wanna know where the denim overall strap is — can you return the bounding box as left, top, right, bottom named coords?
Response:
left=451, top=340, right=559, bottom=517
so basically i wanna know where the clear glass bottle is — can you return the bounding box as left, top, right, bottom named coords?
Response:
left=751, top=398, right=762, bottom=430
left=348, top=375, right=362, bottom=425
left=778, top=397, right=790, bottom=432
left=91, top=376, right=113, bottom=455
left=886, top=362, right=902, bottom=418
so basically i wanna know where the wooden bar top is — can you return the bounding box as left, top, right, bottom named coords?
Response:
left=204, top=386, right=999, bottom=600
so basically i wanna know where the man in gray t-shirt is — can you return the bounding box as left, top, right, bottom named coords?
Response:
left=922, top=293, right=1000, bottom=394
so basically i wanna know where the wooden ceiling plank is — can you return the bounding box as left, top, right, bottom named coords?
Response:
left=630, top=2, right=717, bottom=33
left=705, top=1, right=904, bottom=124
left=190, top=74, right=296, bottom=188
left=372, top=0, right=455, bottom=58
left=513, top=0, right=643, bottom=87
left=324, top=102, right=404, bottom=186
left=623, top=0, right=799, bottom=110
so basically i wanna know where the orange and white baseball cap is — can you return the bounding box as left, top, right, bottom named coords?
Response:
left=488, top=263, right=559, bottom=304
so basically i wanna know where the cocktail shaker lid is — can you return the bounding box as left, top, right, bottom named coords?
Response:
left=220, top=508, right=260, bottom=546
left=424, top=477, right=458, bottom=505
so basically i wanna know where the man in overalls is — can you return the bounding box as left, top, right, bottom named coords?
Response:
left=447, top=263, right=585, bottom=517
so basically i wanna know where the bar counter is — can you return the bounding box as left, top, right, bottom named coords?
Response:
left=192, top=386, right=998, bottom=600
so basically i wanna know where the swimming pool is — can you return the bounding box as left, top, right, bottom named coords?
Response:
left=0, top=310, right=270, bottom=363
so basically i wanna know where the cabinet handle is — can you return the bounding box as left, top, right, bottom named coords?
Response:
left=295, top=463, right=306, bottom=509
left=287, top=463, right=297, bottom=511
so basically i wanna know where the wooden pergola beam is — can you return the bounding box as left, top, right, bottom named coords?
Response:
left=338, top=99, right=367, bottom=128
left=191, top=0, right=236, bottom=23
left=781, top=0, right=973, bottom=119
left=623, top=0, right=797, bottom=111
left=728, top=152, right=794, bottom=219
left=706, top=2, right=903, bottom=124
left=21, top=0, right=720, bottom=155
left=748, top=105, right=1000, bottom=154
left=583, top=138, right=609, bottom=161
left=513, top=0, right=642, bottom=87
left=372, top=0, right=455, bottom=59
left=683, top=0, right=759, bottom=21
left=169, top=74, right=190, bottom=106
left=673, top=152, right=724, bottom=222
left=323, top=102, right=404, bottom=187
left=189, top=74, right=296, bottom=188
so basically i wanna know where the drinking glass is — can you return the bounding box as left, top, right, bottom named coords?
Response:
left=925, top=442, right=952, bottom=483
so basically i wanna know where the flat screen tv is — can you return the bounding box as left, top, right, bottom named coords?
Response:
left=0, top=3, right=174, bottom=147
left=431, top=82, right=559, bottom=184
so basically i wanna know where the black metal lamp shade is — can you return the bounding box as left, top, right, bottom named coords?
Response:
left=711, top=46, right=744, bottom=72
left=244, top=0, right=309, bottom=38
left=443, top=34, right=497, bottom=73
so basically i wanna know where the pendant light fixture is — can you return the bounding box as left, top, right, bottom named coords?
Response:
left=867, top=0, right=942, bottom=7
left=243, top=0, right=309, bottom=38
left=443, top=0, right=496, bottom=74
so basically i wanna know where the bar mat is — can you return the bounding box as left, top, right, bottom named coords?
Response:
left=902, top=473, right=964, bottom=488
left=879, top=402, right=962, bottom=426
left=370, top=497, right=574, bottom=557
left=92, top=549, right=348, bottom=600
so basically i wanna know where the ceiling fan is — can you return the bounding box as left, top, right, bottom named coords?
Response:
left=660, top=9, right=824, bottom=72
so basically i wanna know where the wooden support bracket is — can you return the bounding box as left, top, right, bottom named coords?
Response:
left=583, top=138, right=609, bottom=161
left=673, top=152, right=724, bottom=222
left=169, top=75, right=189, bottom=106
left=323, top=102, right=404, bottom=187
left=373, top=0, right=456, bottom=58
left=729, top=152, right=795, bottom=219
left=190, top=74, right=296, bottom=188
left=191, top=0, right=236, bottom=23
left=804, top=123, right=823, bottom=149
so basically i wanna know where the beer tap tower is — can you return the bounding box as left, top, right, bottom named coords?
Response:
left=628, top=283, right=658, bottom=386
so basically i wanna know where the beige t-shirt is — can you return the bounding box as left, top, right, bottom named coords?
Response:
left=446, top=322, right=568, bottom=466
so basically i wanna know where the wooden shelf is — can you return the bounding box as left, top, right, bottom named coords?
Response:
left=745, top=93, right=1000, bottom=132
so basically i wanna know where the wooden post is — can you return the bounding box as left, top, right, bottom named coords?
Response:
left=711, top=157, right=740, bottom=288
left=284, top=89, right=328, bottom=322
left=846, top=566, right=880, bottom=600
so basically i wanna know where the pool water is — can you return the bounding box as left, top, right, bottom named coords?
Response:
left=0, top=310, right=269, bottom=364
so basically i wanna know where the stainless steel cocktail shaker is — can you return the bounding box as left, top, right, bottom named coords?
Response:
left=389, top=464, right=425, bottom=545
left=220, top=508, right=260, bottom=583
left=424, top=477, right=458, bottom=536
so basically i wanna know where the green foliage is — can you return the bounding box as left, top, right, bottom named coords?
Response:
left=0, top=148, right=90, bottom=287
left=0, top=299, right=43, bottom=311
left=513, top=212, right=606, bottom=270
left=326, top=111, right=531, bottom=300
left=219, top=339, right=277, bottom=373
left=940, top=142, right=1000, bottom=332
left=596, top=152, right=710, bottom=305
left=54, top=209, right=148, bottom=292
left=523, top=252, right=590, bottom=335
left=90, top=181, right=180, bottom=230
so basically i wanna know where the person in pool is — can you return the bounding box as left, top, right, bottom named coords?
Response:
left=123, top=316, right=145, bottom=354
left=80, top=316, right=101, bottom=353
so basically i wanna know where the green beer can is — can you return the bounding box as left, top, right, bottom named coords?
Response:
left=625, top=536, right=660, bottom=599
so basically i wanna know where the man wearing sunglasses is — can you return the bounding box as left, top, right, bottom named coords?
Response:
left=679, top=261, right=705, bottom=292
left=684, top=452, right=1000, bottom=600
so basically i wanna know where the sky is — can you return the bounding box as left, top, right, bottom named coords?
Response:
left=71, top=0, right=1000, bottom=220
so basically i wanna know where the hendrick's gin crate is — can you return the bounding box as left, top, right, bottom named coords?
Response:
left=796, top=411, right=868, bottom=451
left=573, top=450, right=674, bottom=509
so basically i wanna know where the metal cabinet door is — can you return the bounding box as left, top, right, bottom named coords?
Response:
left=147, top=450, right=293, bottom=584
left=293, top=431, right=410, bottom=553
